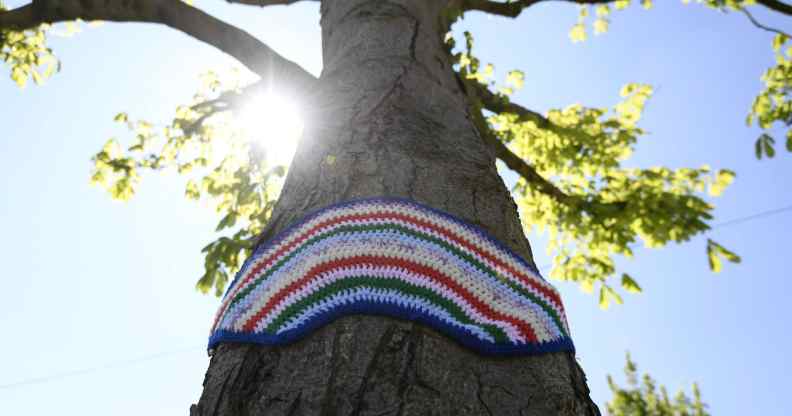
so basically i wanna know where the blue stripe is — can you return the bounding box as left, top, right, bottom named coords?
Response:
left=209, top=300, right=575, bottom=357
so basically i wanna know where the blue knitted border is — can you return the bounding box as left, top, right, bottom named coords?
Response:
left=209, top=300, right=575, bottom=356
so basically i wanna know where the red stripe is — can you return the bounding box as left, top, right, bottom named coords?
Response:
left=373, top=211, right=563, bottom=309
left=213, top=208, right=563, bottom=332
left=239, top=255, right=539, bottom=343
left=211, top=212, right=350, bottom=331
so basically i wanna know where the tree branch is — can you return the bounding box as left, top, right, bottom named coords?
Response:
left=470, top=81, right=627, bottom=159
left=456, top=73, right=578, bottom=206
left=742, top=8, right=792, bottom=39
left=460, top=0, right=792, bottom=19
left=756, top=0, right=792, bottom=16
left=0, top=0, right=318, bottom=98
left=477, top=109, right=626, bottom=217
left=478, top=117, right=580, bottom=206
left=190, top=79, right=268, bottom=114
left=471, top=81, right=552, bottom=127
left=460, top=0, right=616, bottom=18
left=460, top=0, right=534, bottom=17
left=462, top=78, right=625, bottom=216
left=471, top=80, right=601, bottom=146
left=224, top=0, right=317, bottom=7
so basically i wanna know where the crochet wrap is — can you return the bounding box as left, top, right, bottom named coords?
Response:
left=208, top=198, right=574, bottom=356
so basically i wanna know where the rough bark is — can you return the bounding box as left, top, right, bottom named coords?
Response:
left=191, top=1, right=600, bottom=414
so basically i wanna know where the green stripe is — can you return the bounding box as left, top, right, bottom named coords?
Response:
left=230, top=222, right=566, bottom=336
left=264, top=275, right=510, bottom=343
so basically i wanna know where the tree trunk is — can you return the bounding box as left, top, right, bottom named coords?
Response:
left=191, top=1, right=600, bottom=414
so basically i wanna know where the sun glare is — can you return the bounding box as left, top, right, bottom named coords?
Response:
left=238, top=93, right=303, bottom=165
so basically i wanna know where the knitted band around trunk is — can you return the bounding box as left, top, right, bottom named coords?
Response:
left=208, top=198, right=574, bottom=356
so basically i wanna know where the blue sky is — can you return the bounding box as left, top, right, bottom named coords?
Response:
left=1, top=1, right=790, bottom=414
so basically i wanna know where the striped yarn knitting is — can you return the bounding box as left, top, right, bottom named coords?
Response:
left=208, top=198, right=574, bottom=356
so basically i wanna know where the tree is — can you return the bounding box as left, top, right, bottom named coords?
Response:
left=1, top=0, right=788, bottom=414
left=606, top=353, right=710, bottom=416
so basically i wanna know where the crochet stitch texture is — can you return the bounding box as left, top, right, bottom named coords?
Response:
left=208, top=198, right=575, bottom=356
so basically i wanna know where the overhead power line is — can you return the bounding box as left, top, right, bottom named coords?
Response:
left=536, top=203, right=792, bottom=272
left=0, top=345, right=202, bottom=391
left=710, top=204, right=792, bottom=229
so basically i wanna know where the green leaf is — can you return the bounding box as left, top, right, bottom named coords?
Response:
left=11, top=66, right=27, bottom=88
left=109, top=177, right=135, bottom=201
left=195, top=270, right=216, bottom=294
left=185, top=179, right=201, bottom=200
left=599, top=284, right=623, bottom=310
left=607, top=353, right=711, bottom=416
left=773, top=34, right=788, bottom=52
left=114, top=112, right=129, bottom=123
left=786, top=131, right=792, bottom=152
left=89, top=170, right=105, bottom=186
left=506, top=70, right=525, bottom=90
left=714, top=240, right=740, bottom=263
left=707, top=242, right=722, bottom=273
left=708, top=169, right=735, bottom=197
left=620, top=273, right=642, bottom=294
left=178, top=162, right=194, bottom=174
left=593, top=18, right=609, bottom=35
left=755, top=137, right=763, bottom=159
left=599, top=285, right=608, bottom=309
left=30, top=69, right=43, bottom=85
left=756, top=134, right=776, bottom=159
left=764, top=135, right=776, bottom=158
left=569, top=24, right=587, bottom=43
left=706, top=239, right=740, bottom=273
left=215, top=212, right=237, bottom=232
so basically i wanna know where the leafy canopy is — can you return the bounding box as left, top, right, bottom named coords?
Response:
left=451, top=29, right=738, bottom=308
left=607, top=353, right=710, bottom=416
left=90, top=69, right=287, bottom=296
left=749, top=33, right=792, bottom=158
left=0, top=1, right=58, bottom=88
left=574, top=0, right=792, bottom=160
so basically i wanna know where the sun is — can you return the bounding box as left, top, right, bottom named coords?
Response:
left=238, top=93, right=303, bottom=165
